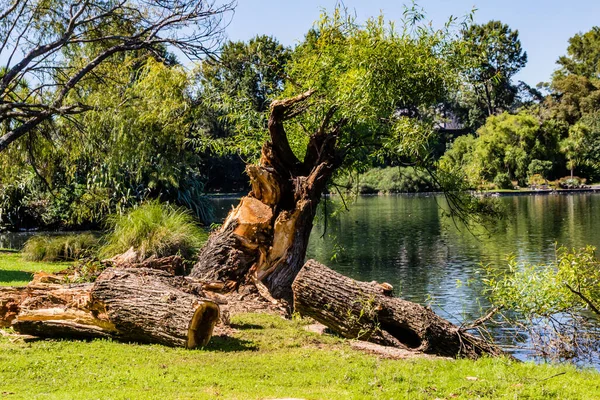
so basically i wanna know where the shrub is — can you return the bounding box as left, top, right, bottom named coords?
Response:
left=528, top=173, right=547, bottom=188
left=527, top=159, right=553, bottom=180
left=22, top=233, right=99, bottom=262
left=99, top=201, right=207, bottom=261
left=558, top=176, right=586, bottom=188
left=493, top=173, right=513, bottom=190
left=346, top=167, right=437, bottom=194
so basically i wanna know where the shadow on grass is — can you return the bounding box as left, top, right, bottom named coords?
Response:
left=230, top=323, right=264, bottom=330
left=203, top=335, right=259, bottom=352
left=0, top=269, right=33, bottom=284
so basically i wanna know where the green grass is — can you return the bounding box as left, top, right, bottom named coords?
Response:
left=21, top=233, right=98, bottom=262
left=99, top=201, right=207, bottom=261
left=0, top=313, right=598, bottom=399
left=0, top=250, right=70, bottom=286
left=1, top=252, right=598, bottom=399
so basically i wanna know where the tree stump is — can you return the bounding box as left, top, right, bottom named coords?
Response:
left=292, top=260, right=506, bottom=359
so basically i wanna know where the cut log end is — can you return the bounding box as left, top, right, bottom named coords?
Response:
left=187, top=300, right=220, bottom=349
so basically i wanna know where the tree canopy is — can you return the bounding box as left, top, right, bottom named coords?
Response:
left=0, top=0, right=234, bottom=152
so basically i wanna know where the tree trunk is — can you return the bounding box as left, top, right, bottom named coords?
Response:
left=2, top=268, right=220, bottom=348
left=191, top=91, right=341, bottom=303
left=292, top=260, right=506, bottom=359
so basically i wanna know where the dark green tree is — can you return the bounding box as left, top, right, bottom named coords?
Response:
left=456, top=21, right=528, bottom=129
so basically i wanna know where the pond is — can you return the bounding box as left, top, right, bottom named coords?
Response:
left=217, top=193, right=600, bottom=361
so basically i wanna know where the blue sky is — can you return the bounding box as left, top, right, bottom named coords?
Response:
left=225, top=0, right=600, bottom=86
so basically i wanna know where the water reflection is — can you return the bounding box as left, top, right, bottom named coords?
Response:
left=306, top=193, right=600, bottom=359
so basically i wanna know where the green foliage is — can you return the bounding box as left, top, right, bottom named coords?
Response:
left=99, top=201, right=207, bottom=261
left=341, top=167, right=437, bottom=194
left=484, top=247, right=598, bottom=316
left=558, top=176, right=587, bottom=189
left=22, top=234, right=98, bottom=262
left=192, top=35, right=291, bottom=160
left=493, top=173, right=513, bottom=189
left=453, top=20, right=528, bottom=129
left=440, top=111, right=551, bottom=187
left=528, top=159, right=553, bottom=180
left=483, top=246, right=600, bottom=361
left=528, top=174, right=547, bottom=187
left=557, top=26, right=600, bottom=79
left=0, top=58, right=214, bottom=228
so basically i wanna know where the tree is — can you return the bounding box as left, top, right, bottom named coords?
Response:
left=192, top=35, right=291, bottom=191
left=457, top=21, right=527, bottom=128
left=190, top=10, right=472, bottom=301
left=440, top=111, right=548, bottom=187
left=546, top=27, right=600, bottom=124
left=0, top=0, right=234, bottom=152
left=0, top=57, right=214, bottom=229
left=557, top=27, right=600, bottom=79
left=560, top=122, right=587, bottom=179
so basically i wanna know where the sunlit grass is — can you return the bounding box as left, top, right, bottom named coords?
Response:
left=1, top=252, right=599, bottom=399
left=21, top=234, right=98, bottom=262
left=0, top=313, right=598, bottom=399
left=0, top=250, right=70, bottom=286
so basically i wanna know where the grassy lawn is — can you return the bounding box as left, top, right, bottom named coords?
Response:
left=0, top=250, right=71, bottom=286
left=1, top=252, right=599, bottom=399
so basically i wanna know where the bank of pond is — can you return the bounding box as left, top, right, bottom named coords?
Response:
left=2, top=192, right=600, bottom=368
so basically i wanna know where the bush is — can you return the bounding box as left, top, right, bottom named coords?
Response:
left=344, top=167, right=437, bottom=194
left=527, top=159, right=553, bottom=180
left=493, top=173, right=514, bottom=190
left=99, top=201, right=207, bottom=261
left=558, top=176, right=586, bottom=189
left=22, top=233, right=99, bottom=262
left=528, top=173, right=547, bottom=188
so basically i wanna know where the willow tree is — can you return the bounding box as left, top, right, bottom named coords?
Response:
left=191, top=11, right=466, bottom=301
left=0, top=0, right=234, bottom=152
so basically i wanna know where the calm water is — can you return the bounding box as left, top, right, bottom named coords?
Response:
left=304, top=193, right=600, bottom=361
left=307, top=194, right=600, bottom=319
left=214, top=193, right=600, bottom=322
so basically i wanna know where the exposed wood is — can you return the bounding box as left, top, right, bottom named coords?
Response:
left=292, top=260, right=507, bottom=359
left=105, top=253, right=185, bottom=276
left=2, top=268, right=220, bottom=348
left=191, top=91, right=342, bottom=303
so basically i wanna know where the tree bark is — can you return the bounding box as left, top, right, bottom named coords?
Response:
left=1, top=268, right=220, bottom=348
left=292, top=260, right=506, bottom=359
left=191, top=92, right=341, bottom=303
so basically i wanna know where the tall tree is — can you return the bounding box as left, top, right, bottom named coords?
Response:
left=0, top=0, right=234, bottom=152
left=457, top=20, right=527, bottom=128
left=192, top=35, right=291, bottom=191
left=557, top=27, right=600, bottom=79
left=548, top=27, right=600, bottom=124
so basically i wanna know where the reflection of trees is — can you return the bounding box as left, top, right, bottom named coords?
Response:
left=308, top=196, right=448, bottom=302
left=307, top=194, right=600, bottom=326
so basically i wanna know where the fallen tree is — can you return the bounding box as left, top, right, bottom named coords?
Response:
left=293, top=260, right=506, bottom=359
left=1, top=267, right=219, bottom=348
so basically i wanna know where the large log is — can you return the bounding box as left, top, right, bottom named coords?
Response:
left=2, top=268, right=219, bottom=348
left=292, top=260, right=506, bottom=359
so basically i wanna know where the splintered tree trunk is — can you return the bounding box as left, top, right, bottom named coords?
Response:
left=191, top=91, right=341, bottom=302
left=2, top=268, right=219, bottom=348
left=292, top=260, right=506, bottom=359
